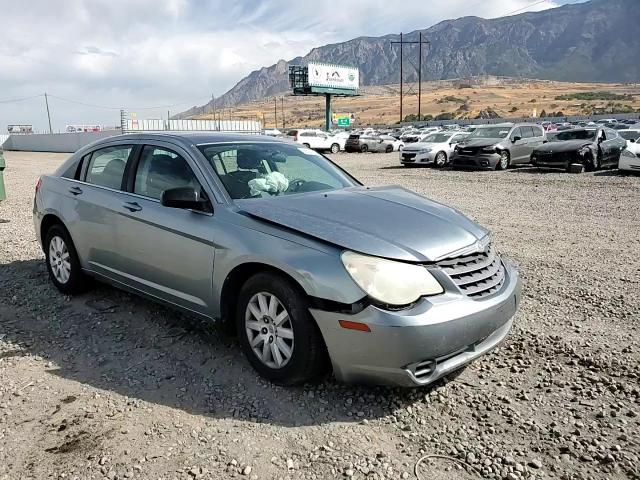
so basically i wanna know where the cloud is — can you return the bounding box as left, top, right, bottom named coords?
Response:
left=0, top=0, right=576, bottom=131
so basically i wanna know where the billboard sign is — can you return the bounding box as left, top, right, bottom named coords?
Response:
left=66, top=125, right=103, bottom=133
left=308, top=62, right=359, bottom=91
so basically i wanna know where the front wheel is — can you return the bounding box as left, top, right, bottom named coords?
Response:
left=434, top=151, right=447, bottom=168
left=330, top=143, right=340, bottom=154
left=44, top=224, right=90, bottom=295
left=236, top=272, right=328, bottom=385
left=385, top=145, right=393, bottom=153
left=496, top=151, right=510, bottom=170
left=360, top=144, right=368, bottom=153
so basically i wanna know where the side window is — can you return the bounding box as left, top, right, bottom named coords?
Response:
left=511, top=128, right=523, bottom=140
left=451, top=134, right=465, bottom=143
left=521, top=127, right=534, bottom=139
left=85, top=145, right=133, bottom=190
left=134, top=146, right=201, bottom=200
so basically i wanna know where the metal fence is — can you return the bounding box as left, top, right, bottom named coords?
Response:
left=124, top=118, right=262, bottom=133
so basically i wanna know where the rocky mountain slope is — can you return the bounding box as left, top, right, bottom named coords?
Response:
left=180, top=0, right=640, bottom=116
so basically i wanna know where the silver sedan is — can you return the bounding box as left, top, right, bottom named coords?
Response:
left=34, top=133, right=521, bottom=386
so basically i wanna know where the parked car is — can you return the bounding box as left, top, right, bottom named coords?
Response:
left=618, top=148, right=640, bottom=174
left=451, top=123, right=546, bottom=170
left=286, top=129, right=342, bottom=153
left=401, top=131, right=469, bottom=167
left=530, top=128, right=627, bottom=172
left=379, top=135, right=405, bottom=152
left=619, top=129, right=640, bottom=156
left=345, top=134, right=396, bottom=153
left=33, top=132, right=521, bottom=386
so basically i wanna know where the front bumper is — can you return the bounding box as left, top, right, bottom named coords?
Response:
left=451, top=153, right=499, bottom=169
left=618, top=153, right=640, bottom=172
left=311, top=261, right=521, bottom=387
left=400, top=151, right=435, bottom=164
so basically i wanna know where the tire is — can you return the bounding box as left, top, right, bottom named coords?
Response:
left=44, top=224, right=90, bottom=295
left=302, top=143, right=311, bottom=149
left=236, top=272, right=328, bottom=385
left=569, top=163, right=585, bottom=174
left=496, top=150, right=510, bottom=170
left=330, top=143, right=340, bottom=154
left=360, top=144, right=368, bottom=153
left=434, top=151, right=447, bottom=168
left=385, top=145, right=393, bottom=153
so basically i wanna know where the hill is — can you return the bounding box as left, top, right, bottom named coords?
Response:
left=179, top=0, right=640, bottom=118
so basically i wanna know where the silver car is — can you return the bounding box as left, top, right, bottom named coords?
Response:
left=34, top=133, right=521, bottom=387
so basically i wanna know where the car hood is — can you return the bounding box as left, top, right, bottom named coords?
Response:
left=403, top=142, right=445, bottom=150
left=534, top=139, right=593, bottom=153
left=458, top=138, right=505, bottom=148
left=235, top=186, right=488, bottom=262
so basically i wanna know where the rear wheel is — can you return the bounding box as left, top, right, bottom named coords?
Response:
left=44, top=224, right=90, bottom=295
left=361, top=144, right=368, bottom=153
left=434, top=151, right=447, bottom=168
left=385, top=145, right=393, bottom=153
left=236, top=272, right=328, bottom=385
left=496, top=151, right=510, bottom=170
left=330, top=143, right=340, bottom=154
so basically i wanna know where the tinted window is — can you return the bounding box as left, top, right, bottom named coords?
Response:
left=134, top=146, right=201, bottom=200
left=511, top=128, right=523, bottom=140
left=300, top=131, right=315, bottom=137
left=451, top=134, right=467, bottom=142
left=198, top=142, right=356, bottom=200
left=555, top=130, right=597, bottom=141
left=521, top=127, right=535, bottom=139
left=534, top=126, right=545, bottom=137
left=85, top=145, right=133, bottom=190
left=468, top=127, right=511, bottom=139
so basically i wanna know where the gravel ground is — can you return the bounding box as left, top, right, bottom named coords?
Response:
left=0, top=150, right=638, bottom=480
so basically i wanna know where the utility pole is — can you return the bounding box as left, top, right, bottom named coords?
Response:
left=44, top=92, right=53, bottom=134
left=273, top=97, right=278, bottom=129
left=212, top=94, right=217, bottom=129
left=391, top=33, right=430, bottom=123
left=281, top=96, right=285, bottom=130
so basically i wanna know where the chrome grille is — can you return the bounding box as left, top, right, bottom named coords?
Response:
left=437, top=245, right=505, bottom=299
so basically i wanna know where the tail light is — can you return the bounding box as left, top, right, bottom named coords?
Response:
left=35, top=178, right=42, bottom=193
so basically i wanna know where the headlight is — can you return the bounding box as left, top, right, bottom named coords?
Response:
left=481, top=146, right=497, bottom=153
left=341, top=251, right=444, bottom=306
left=579, top=146, right=591, bottom=156
left=419, top=148, right=432, bottom=153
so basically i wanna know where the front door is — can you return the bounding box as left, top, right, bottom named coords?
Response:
left=115, top=143, right=216, bottom=316
left=509, top=128, right=527, bottom=163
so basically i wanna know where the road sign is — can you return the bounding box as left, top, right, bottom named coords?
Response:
left=337, top=117, right=350, bottom=127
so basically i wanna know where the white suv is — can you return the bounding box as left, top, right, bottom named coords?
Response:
left=286, top=129, right=343, bottom=153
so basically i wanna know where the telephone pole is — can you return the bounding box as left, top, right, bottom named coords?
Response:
left=281, top=97, right=285, bottom=130
left=273, top=97, right=278, bottom=129
left=44, top=92, right=53, bottom=134
left=390, top=33, right=430, bottom=123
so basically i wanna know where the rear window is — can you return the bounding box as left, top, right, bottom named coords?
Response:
left=348, top=135, right=360, bottom=139
left=286, top=130, right=298, bottom=136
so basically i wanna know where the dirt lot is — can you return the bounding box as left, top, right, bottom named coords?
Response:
left=0, top=150, right=639, bottom=480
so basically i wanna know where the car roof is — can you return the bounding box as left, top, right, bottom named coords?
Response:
left=92, top=132, right=285, bottom=147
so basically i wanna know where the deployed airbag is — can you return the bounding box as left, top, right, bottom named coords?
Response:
left=248, top=172, right=290, bottom=197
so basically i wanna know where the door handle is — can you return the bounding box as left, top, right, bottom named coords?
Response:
left=122, top=202, right=142, bottom=212
left=68, top=186, right=83, bottom=196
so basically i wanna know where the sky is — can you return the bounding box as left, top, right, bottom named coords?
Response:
left=0, top=0, right=587, bottom=132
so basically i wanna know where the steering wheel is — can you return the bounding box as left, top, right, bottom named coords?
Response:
left=287, top=178, right=307, bottom=192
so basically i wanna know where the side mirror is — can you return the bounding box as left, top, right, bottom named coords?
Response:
left=161, top=187, right=207, bottom=211
left=630, top=138, right=636, bottom=143
left=512, top=136, right=522, bottom=143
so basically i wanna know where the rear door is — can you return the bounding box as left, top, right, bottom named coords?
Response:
left=509, top=128, right=527, bottom=163
left=115, top=142, right=216, bottom=316
left=69, top=143, right=137, bottom=276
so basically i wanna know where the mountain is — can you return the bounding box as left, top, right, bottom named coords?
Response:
left=180, top=0, right=640, bottom=117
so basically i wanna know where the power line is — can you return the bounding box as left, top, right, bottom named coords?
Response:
left=499, top=0, right=549, bottom=18
left=0, top=94, right=44, bottom=104
left=46, top=94, right=211, bottom=111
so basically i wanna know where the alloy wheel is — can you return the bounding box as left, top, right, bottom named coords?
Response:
left=435, top=152, right=447, bottom=167
left=500, top=152, right=509, bottom=170
left=245, top=292, right=294, bottom=369
left=49, top=236, right=71, bottom=284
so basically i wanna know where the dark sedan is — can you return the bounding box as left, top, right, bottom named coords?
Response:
left=530, top=128, right=627, bottom=172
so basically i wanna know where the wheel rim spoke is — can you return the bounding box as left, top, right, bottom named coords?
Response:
left=268, top=295, right=278, bottom=317
left=248, top=303, right=262, bottom=321
left=275, top=337, right=292, bottom=359
left=270, top=342, right=283, bottom=367
left=246, top=320, right=262, bottom=332
left=257, top=293, right=269, bottom=315
left=250, top=334, right=263, bottom=347
left=277, top=327, right=294, bottom=340
left=261, top=341, right=270, bottom=362
left=274, top=310, right=288, bottom=326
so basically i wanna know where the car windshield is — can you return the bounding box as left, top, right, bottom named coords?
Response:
left=554, top=130, right=597, bottom=141
left=422, top=133, right=452, bottom=143
left=197, top=142, right=358, bottom=200
left=468, top=127, right=511, bottom=139
left=619, top=130, right=640, bottom=141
